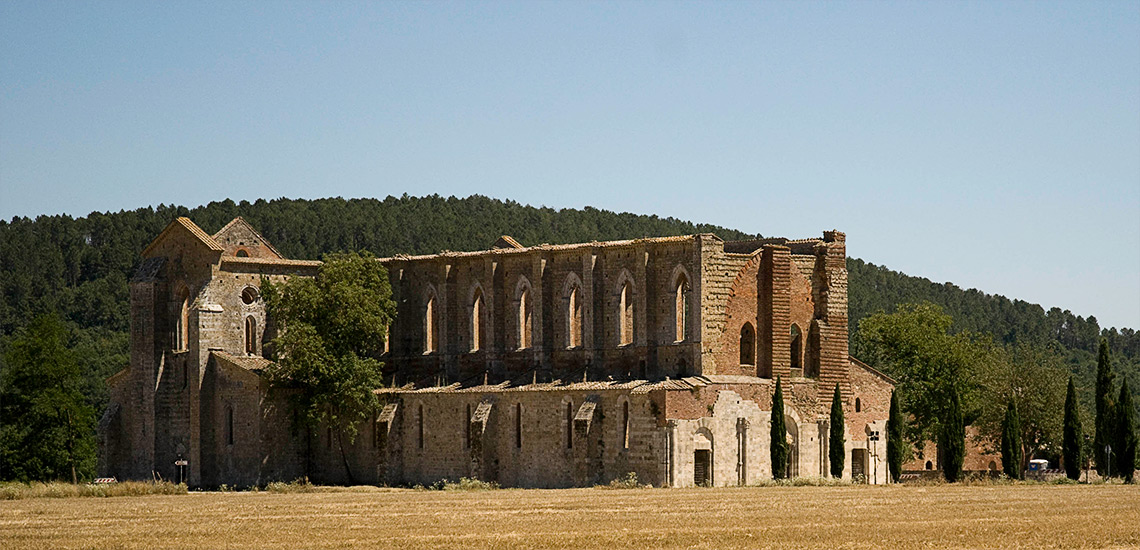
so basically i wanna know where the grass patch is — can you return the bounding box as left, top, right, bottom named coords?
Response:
left=597, top=472, right=648, bottom=489
left=0, top=480, right=187, bottom=500
left=265, top=479, right=318, bottom=493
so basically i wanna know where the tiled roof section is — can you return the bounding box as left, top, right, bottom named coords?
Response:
left=211, top=350, right=274, bottom=374
left=492, top=235, right=524, bottom=249
left=379, top=234, right=704, bottom=263
left=213, top=217, right=285, bottom=259
left=850, top=356, right=897, bottom=385
left=220, top=257, right=322, bottom=268
left=372, top=375, right=752, bottom=395
left=141, top=217, right=224, bottom=257
left=131, top=257, right=166, bottom=283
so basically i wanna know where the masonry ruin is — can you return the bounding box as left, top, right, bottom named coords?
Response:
left=99, top=217, right=894, bottom=487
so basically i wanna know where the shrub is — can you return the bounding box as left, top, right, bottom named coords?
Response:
left=265, top=479, right=317, bottom=493
left=0, top=481, right=187, bottom=500
left=599, top=472, right=644, bottom=489
left=442, top=477, right=499, bottom=491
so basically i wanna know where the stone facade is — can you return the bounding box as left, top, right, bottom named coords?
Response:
left=99, top=217, right=893, bottom=487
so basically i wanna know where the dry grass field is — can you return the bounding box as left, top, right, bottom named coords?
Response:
left=1, top=484, right=1137, bottom=549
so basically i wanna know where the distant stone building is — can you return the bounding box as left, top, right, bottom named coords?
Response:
left=99, top=217, right=894, bottom=487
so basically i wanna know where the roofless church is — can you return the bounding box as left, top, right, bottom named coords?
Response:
left=98, top=217, right=894, bottom=487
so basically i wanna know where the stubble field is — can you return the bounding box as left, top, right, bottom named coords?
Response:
left=1, top=484, right=1137, bottom=549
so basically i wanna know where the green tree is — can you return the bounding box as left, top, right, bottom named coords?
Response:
left=974, top=342, right=1066, bottom=471
left=853, top=302, right=980, bottom=449
left=829, top=385, right=845, bottom=478
left=1062, top=377, right=1083, bottom=481
left=886, top=390, right=906, bottom=483
left=770, top=377, right=789, bottom=480
left=940, top=385, right=965, bottom=482
left=0, top=314, right=95, bottom=482
left=1094, top=338, right=1116, bottom=477
left=262, top=251, right=396, bottom=483
left=1115, top=380, right=1136, bottom=483
left=1001, top=400, right=1023, bottom=480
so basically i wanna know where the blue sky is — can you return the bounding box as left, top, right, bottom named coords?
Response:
left=2, top=1, right=1138, bottom=329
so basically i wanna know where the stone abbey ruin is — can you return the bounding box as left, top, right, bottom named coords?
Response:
left=98, top=217, right=894, bottom=487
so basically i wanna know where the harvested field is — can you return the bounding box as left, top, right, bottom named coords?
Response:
left=1, top=484, right=1137, bottom=549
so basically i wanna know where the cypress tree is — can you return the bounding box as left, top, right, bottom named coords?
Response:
left=1115, top=380, right=1136, bottom=483
left=1001, top=400, right=1023, bottom=480
left=1062, top=377, right=1083, bottom=481
left=940, top=385, right=965, bottom=483
left=770, top=377, right=789, bottom=479
left=886, top=390, right=905, bottom=483
left=1094, top=338, right=1116, bottom=477
left=829, top=385, right=845, bottom=478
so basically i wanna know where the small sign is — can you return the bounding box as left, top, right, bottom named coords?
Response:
left=174, top=460, right=188, bottom=466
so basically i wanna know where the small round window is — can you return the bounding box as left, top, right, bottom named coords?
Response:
left=241, top=287, right=259, bottom=305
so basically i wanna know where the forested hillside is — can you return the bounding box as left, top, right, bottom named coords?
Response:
left=1, top=194, right=1137, bottom=419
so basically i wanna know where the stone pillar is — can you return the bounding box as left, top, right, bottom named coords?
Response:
left=813, top=231, right=850, bottom=400
left=758, top=245, right=792, bottom=380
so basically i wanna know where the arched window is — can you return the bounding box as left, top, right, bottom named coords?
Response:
left=925, top=460, right=933, bottom=471
left=515, top=403, right=523, bottom=449
left=740, top=323, right=756, bottom=366
left=619, top=281, right=634, bottom=346
left=471, top=287, right=484, bottom=352
left=517, top=286, right=531, bottom=350
left=805, top=323, right=821, bottom=378
left=855, top=397, right=862, bottom=412
left=176, top=286, right=190, bottom=351
left=621, top=400, right=630, bottom=450
left=674, top=273, right=689, bottom=342
left=235, top=249, right=250, bottom=258
left=790, top=324, right=803, bottom=372
left=565, top=401, right=574, bottom=449
left=225, top=405, right=234, bottom=446
left=424, top=293, right=437, bottom=354
left=567, top=284, right=582, bottom=349
left=244, top=316, right=257, bottom=355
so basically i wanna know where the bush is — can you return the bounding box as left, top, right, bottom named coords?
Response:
left=443, top=477, right=499, bottom=491
left=0, top=481, right=187, bottom=500
left=599, top=472, right=645, bottom=489
left=265, top=479, right=317, bottom=493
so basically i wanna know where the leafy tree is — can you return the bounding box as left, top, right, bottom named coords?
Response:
left=1001, top=400, right=1023, bottom=480
left=975, top=342, right=1066, bottom=468
left=886, top=390, right=905, bottom=483
left=770, top=377, right=789, bottom=480
left=829, top=385, right=845, bottom=478
left=940, top=385, right=965, bottom=482
left=262, top=251, right=396, bottom=483
left=1115, top=380, right=1136, bottom=483
left=1062, top=377, right=1083, bottom=481
left=0, top=314, right=95, bottom=482
left=853, top=303, right=981, bottom=449
left=1094, top=338, right=1116, bottom=477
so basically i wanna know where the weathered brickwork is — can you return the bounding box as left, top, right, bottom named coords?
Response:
left=99, top=217, right=892, bottom=487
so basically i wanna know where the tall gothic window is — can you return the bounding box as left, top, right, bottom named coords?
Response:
left=675, top=273, right=689, bottom=342
left=176, top=286, right=190, bottom=351
left=424, top=293, right=437, bottom=354
left=790, top=324, right=803, bottom=372
left=565, top=401, right=574, bottom=449
left=619, top=281, right=634, bottom=346
left=567, top=285, right=582, bottom=349
left=740, top=323, right=756, bottom=366
left=471, top=287, right=484, bottom=352
left=225, top=405, right=234, bottom=446
left=244, top=316, right=257, bottom=355
left=621, top=401, right=630, bottom=450
left=517, top=287, right=531, bottom=350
